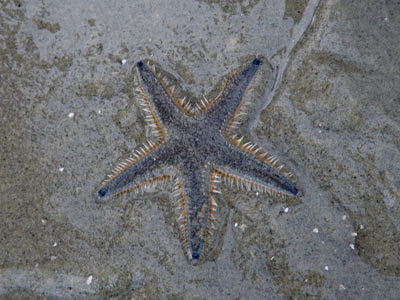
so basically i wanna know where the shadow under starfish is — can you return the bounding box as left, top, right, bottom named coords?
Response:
left=96, top=58, right=298, bottom=264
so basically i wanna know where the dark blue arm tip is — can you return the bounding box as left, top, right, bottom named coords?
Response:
left=253, top=58, right=261, bottom=65
left=137, top=61, right=144, bottom=67
left=97, top=188, right=106, bottom=198
left=192, top=253, right=200, bottom=260
left=292, top=186, right=298, bottom=196
left=288, top=182, right=298, bottom=196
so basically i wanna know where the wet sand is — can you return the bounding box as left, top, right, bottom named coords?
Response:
left=0, top=0, right=399, bottom=299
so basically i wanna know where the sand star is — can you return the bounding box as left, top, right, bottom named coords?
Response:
left=97, top=58, right=297, bottom=264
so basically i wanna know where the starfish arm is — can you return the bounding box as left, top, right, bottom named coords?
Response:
left=173, top=161, right=217, bottom=263
left=137, top=61, right=190, bottom=131
left=203, top=58, right=261, bottom=129
left=97, top=142, right=173, bottom=201
left=213, top=144, right=298, bottom=197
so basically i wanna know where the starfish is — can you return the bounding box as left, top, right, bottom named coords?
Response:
left=96, top=58, right=298, bottom=264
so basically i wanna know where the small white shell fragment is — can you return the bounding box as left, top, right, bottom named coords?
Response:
left=58, top=167, right=64, bottom=172
left=350, top=244, right=355, bottom=250
left=239, top=224, right=247, bottom=231
left=68, top=112, right=74, bottom=118
left=121, top=59, right=127, bottom=65
left=53, top=242, right=57, bottom=247
left=86, top=275, right=93, bottom=285
left=351, top=232, right=358, bottom=237
left=324, top=266, right=329, bottom=271
left=312, top=228, right=319, bottom=233
left=284, top=207, right=289, bottom=213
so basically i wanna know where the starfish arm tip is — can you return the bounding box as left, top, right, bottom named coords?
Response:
left=98, top=187, right=106, bottom=197
left=95, top=187, right=109, bottom=203
left=290, top=185, right=299, bottom=196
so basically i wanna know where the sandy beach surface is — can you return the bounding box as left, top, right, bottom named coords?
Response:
left=1, top=0, right=399, bottom=299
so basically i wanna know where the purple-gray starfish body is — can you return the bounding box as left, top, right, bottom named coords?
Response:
left=97, top=58, right=297, bottom=263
